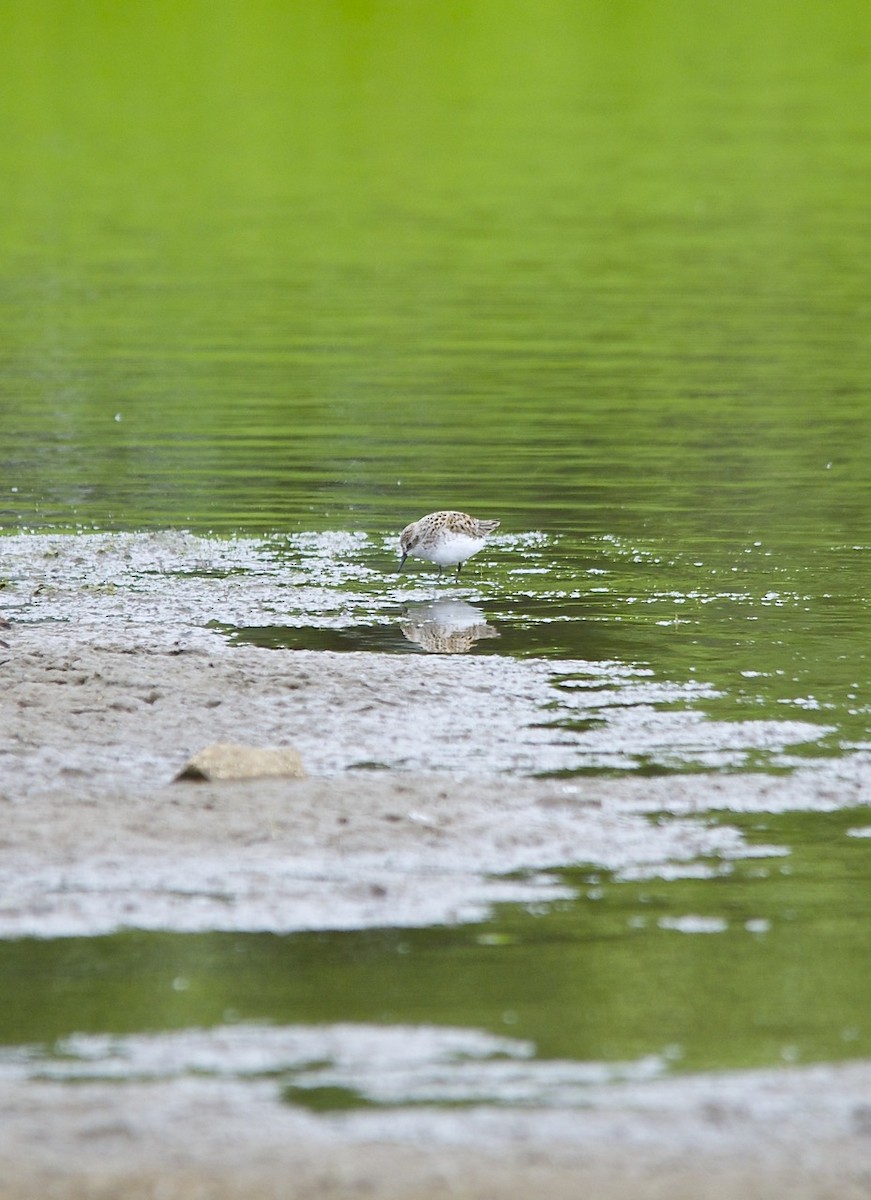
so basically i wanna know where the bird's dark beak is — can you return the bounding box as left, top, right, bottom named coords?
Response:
left=398, top=552, right=407, bottom=573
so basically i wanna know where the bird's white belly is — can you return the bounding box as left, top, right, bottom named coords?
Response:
left=415, top=534, right=485, bottom=566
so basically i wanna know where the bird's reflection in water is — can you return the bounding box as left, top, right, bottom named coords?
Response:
left=400, top=600, right=500, bottom=654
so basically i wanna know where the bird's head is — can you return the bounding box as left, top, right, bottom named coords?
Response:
left=398, top=522, right=422, bottom=572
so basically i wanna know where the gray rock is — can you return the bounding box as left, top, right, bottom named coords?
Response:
left=176, top=742, right=306, bottom=782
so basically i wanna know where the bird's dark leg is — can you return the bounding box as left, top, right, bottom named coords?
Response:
left=437, top=564, right=443, bottom=579
left=456, top=562, right=463, bottom=579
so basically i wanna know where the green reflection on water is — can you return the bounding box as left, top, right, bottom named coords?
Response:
left=1, top=0, right=870, bottom=547
left=2, top=809, right=869, bottom=1077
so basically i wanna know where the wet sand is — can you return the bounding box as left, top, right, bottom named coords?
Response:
left=4, top=1057, right=871, bottom=1200
left=2, top=617, right=871, bottom=1197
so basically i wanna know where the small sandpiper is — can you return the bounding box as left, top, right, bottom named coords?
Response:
left=398, top=510, right=500, bottom=579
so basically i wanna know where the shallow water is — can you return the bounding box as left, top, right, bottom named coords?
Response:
left=2, top=0, right=871, bottom=1098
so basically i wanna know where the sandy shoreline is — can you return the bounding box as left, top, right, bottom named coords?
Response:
left=3, top=623, right=863, bottom=938
left=4, top=1057, right=871, bottom=1200
left=2, top=615, right=871, bottom=1197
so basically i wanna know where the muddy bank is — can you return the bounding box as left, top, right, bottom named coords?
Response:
left=1, top=623, right=865, bottom=938
left=2, top=1057, right=871, bottom=1200
left=2, top=611, right=871, bottom=1198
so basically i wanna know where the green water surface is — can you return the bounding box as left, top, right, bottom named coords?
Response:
left=2, top=1, right=870, bottom=543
